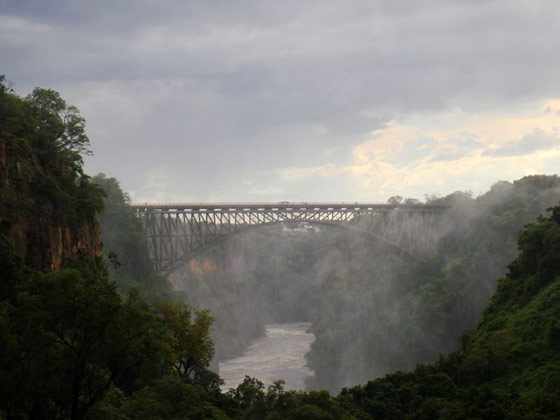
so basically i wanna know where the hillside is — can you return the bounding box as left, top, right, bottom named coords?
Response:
left=0, top=81, right=220, bottom=420
left=329, top=203, right=560, bottom=419
left=0, top=78, right=104, bottom=271
left=91, top=173, right=172, bottom=301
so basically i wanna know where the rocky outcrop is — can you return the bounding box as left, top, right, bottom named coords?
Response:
left=0, top=137, right=102, bottom=271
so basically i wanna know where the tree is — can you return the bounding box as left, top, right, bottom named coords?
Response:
left=228, top=376, right=267, bottom=419
left=154, top=301, right=215, bottom=382
left=2, top=268, right=160, bottom=420
left=387, top=195, right=403, bottom=205
left=26, top=87, right=91, bottom=157
left=115, top=375, right=230, bottom=420
left=0, top=75, right=15, bottom=93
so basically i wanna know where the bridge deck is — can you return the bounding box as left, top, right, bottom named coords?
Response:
left=130, top=202, right=447, bottom=212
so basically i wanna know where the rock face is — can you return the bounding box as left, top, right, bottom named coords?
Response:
left=6, top=217, right=101, bottom=271
left=0, top=137, right=102, bottom=271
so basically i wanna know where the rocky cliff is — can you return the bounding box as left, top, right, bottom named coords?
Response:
left=0, top=85, right=103, bottom=271
left=0, top=137, right=102, bottom=271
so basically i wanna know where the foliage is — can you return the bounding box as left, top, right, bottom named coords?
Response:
left=154, top=301, right=215, bottom=382
left=113, top=375, right=230, bottom=420
left=0, top=235, right=218, bottom=420
left=2, top=183, right=559, bottom=420
left=305, top=175, right=560, bottom=391
left=0, top=80, right=104, bottom=238
left=92, top=174, right=171, bottom=300
left=325, top=203, right=560, bottom=419
left=0, top=80, right=217, bottom=419
left=25, top=87, right=91, bottom=158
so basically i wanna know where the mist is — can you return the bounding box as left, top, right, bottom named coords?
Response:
left=164, top=175, right=560, bottom=392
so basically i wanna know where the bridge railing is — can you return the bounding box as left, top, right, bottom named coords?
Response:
left=130, top=202, right=448, bottom=212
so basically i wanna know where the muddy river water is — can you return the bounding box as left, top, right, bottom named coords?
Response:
left=219, top=322, right=315, bottom=391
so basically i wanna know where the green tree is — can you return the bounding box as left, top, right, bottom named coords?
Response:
left=387, top=195, right=403, bottom=205
left=2, top=268, right=160, bottom=420
left=116, top=375, right=229, bottom=420
left=228, top=376, right=267, bottom=419
left=154, top=301, right=215, bottom=382
left=26, top=87, right=91, bottom=157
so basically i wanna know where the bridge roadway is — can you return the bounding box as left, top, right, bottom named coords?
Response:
left=131, top=202, right=444, bottom=211
left=131, top=202, right=447, bottom=274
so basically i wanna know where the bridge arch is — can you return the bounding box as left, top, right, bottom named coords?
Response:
left=131, top=202, right=447, bottom=275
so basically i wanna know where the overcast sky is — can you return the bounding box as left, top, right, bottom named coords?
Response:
left=2, top=0, right=559, bottom=202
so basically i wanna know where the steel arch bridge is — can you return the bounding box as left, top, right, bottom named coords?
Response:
left=131, top=202, right=448, bottom=275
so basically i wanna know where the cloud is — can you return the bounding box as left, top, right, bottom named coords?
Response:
left=482, top=128, right=559, bottom=157
left=0, top=15, right=51, bottom=47
left=1, top=1, right=559, bottom=201
left=247, top=186, right=284, bottom=196
left=271, top=100, right=560, bottom=200
left=278, top=164, right=347, bottom=181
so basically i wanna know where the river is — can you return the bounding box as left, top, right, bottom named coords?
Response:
left=219, top=322, right=315, bottom=391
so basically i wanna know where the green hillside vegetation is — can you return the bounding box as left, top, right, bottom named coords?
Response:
left=461, top=205, right=560, bottom=396
left=0, top=81, right=220, bottom=419
left=4, top=205, right=559, bottom=419
left=92, top=174, right=172, bottom=301
left=0, top=242, right=222, bottom=420
left=306, top=175, right=560, bottom=391
left=0, top=76, right=104, bottom=271
left=330, top=202, right=560, bottom=419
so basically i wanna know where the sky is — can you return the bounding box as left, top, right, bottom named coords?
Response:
left=2, top=0, right=559, bottom=203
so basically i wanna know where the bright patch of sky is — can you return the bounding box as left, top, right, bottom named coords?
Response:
left=283, top=100, right=560, bottom=200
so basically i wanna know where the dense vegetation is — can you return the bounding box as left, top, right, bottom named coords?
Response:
left=92, top=174, right=173, bottom=301
left=0, top=76, right=104, bottom=271
left=0, top=82, right=219, bottom=419
left=2, top=80, right=560, bottom=419
left=0, top=241, right=221, bottom=420
left=3, top=201, right=560, bottom=419
left=306, top=176, right=560, bottom=390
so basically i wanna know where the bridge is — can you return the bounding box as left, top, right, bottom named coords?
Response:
left=131, top=202, right=448, bottom=274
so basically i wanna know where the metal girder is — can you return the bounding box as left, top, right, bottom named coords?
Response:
left=131, top=202, right=448, bottom=275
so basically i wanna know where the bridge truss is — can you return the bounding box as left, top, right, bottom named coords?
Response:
left=131, top=202, right=447, bottom=274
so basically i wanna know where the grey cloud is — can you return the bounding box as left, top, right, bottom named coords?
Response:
left=483, top=129, right=559, bottom=158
